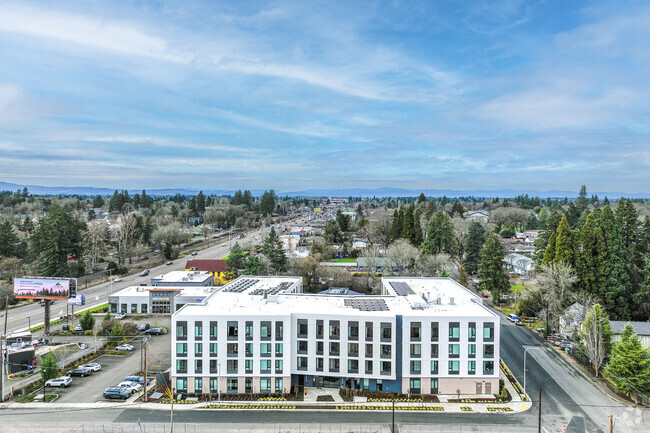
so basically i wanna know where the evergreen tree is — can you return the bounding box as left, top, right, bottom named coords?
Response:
left=450, top=200, right=464, bottom=218
left=478, top=233, right=510, bottom=303
left=615, top=198, right=639, bottom=249
left=231, top=190, right=243, bottom=205
left=325, top=219, right=343, bottom=244
left=225, top=242, right=246, bottom=280
left=554, top=215, right=574, bottom=265
left=576, top=185, right=589, bottom=215
left=21, top=216, right=34, bottom=234
left=336, top=210, right=351, bottom=232
left=0, top=220, right=19, bottom=257
left=542, top=232, right=557, bottom=264
left=108, top=190, right=123, bottom=213
left=132, top=193, right=141, bottom=209
left=463, top=221, right=487, bottom=274
left=423, top=200, right=437, bottom=220
left=535, top=210, right=562, bottom=263
left=243, top=255, right=265, bottom=275
left=417, top=193, right=426, bottom=205
left=412, top=209, right=424, bottom=245
left=141, top=190, right=152, bottom=208
left=578, top=213, right=606, bottom=298
left=260, top=190, right=276, bottom=216
left=263, top=227, right=287, bottom=274
left=600, top=206, right=631, bottom=319
left=390, top=208, right=403, bottom=241
left=605, top=324, right=650, bottom=396
left=242, top=190, right=253, bottom=208
left=188, top=196, right=198, bottom=217
left=421, top=211, right=456, bottom=256
left=79, top=311, right=95, bottom=331
left=41, top=353, right=59, bottom=382
left=92, top=195, right=104, bottom=208
left=196, top=191, right=206, bottom=214
left=457, top=264, right=469, bottom=287
left=401, top=205, right=415, bottom=242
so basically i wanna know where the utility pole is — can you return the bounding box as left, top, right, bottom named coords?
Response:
left=538, top=387, right=542, bottom=433
left=610, top=414, right=614, bottom=433
left=143, top=339, right=148, bottom=403
left=1, top=296, right=8, bottom=402
left=43, top=299, right=50, bottom=335
left=170, top=387, right=174, bottom=433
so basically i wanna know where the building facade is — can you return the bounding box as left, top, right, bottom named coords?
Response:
left=170, top=276, right=500, bottom=396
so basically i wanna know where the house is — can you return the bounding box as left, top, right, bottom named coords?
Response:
left=609, top=321, right=650, bottom=351
left=504, top=253, right=534, bottom=274
left=463, top=210, right=489, bottom=223
left=559, top=303, right=586, bottom=335
left=352, top=240, right=368, bottom=249
left=185, top=260, right=227, bottom=284
left=357, top=257, right=399, bottom=273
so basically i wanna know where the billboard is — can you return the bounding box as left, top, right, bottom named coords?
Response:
left=14, top=278, right=70, bottom=300
left=68, top=294, right=85, bottom=306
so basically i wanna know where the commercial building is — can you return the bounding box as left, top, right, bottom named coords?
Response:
left=108, top=285, right=215, bottom=315
left=170, top=276, right=499, bottom=396
left=151, top=271, right=213, bottom=287
left=185, top=260, right=227, bottom=284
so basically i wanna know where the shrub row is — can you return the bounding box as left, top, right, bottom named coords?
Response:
left=487, top=406, right=513, bottom=412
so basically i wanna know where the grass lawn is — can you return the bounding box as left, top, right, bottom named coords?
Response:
left=501, top=307, right=517, bottom=316
left=510, top=284, right=526, bottom=294
left=17, top=393, right=36, bottom=403
left=331, top=258, right=357, bottom=263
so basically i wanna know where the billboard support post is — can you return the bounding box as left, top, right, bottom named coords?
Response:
left=44, top=301, right=50, bottom=335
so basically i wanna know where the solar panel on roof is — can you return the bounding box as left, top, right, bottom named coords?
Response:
left=344, top=298, right=389, bottom=312
left=389, top=281, right=415, bottom=296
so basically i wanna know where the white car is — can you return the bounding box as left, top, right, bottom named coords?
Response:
left=81, top=362, right=102, bottom=372
left=45, top=376, right=72, bottom=387
left=114, top=277, right=123, bottom=283
left=118, top=381, right=142, bottom=394
left=115, top=344, right=134, bottom=351
left=115, top=313, right=126, bottom=320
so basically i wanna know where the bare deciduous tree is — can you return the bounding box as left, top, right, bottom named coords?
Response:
left=388, top=239, right=419, bottom=275
left=580, top=303, right=612, bottom=377
left=84, top=220, right=108, bottom=270
left=534, top=262, right=577, bottom=330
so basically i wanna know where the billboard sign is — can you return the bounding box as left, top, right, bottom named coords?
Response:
left=14, top=278, right=70, bottom=300
left=68, top=294, right=85, bottom=306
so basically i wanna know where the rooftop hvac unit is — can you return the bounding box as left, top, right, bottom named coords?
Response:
left=436, top=297, right=441, bottom=305
left=449, top=297, right=455, bottom=305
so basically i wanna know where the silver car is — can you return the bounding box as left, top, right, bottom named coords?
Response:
left=45, top=376, right=73, bottom=387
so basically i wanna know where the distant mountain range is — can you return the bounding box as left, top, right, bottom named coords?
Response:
left=1, top=181, right=649, bottom=199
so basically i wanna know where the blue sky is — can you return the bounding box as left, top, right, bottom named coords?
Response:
left=0, top=0, right=649, bottom=192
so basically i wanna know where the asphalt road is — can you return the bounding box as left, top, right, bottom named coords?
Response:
left=3, top=219, right=301, bottom=336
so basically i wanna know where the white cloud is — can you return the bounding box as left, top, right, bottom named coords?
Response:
left=85, top=135, right=263, bottom=153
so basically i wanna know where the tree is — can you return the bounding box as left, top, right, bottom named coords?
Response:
left=92, top=195, right=105, bottom=208
left=422, top=212, right=456, bottom=256
left=336, top=210, right=351, bottom=232
left=535, top=262, right=577, bottom=331
left=0, top=220, right=19, bottom=257
left=84, top=221, right=108, bottom=271
left=605, top=324, right=650, bottom=396
left=325, top=219, right=343, bottom=244
left=387, top=239, right=419, bottom=275
left=450, top=200, right=464, bottom=218
left=368, top=211, right=393, bottom=248
left=542, top=232, right=557, bottom=265
left=599, top=206, right=631, bottom=319
left=553, top=215, right=574, bottom=266
left=40, top=353, right=59, bottom=382
left=108, top=190, right=124, bottom=213
left=463, top=221, right=487, bottom=274
left=401, top=205, right=415, bottom=242
left=576, top=185, right=589, bottom=215
left=478, top=234, right=509, bottom=303
left=457, top=264, right=469, bottom=287
left=196, top=191, right=206, bottom=215
left=417, top=193, right=426, bottom=205
left=390, top=208, right=403, bottom=241
left=112, top=212, right=139, bottom=265
left=412, top=209, right=424, bottom=245
left=423, top=200, right=437, bottom=220
left=260, top=190, right=277, bottom=216
left=580, top=303, right=612, bottom=378
left=615, top=198, right=639, bottom=249
left=79, top=311, right=95, bottom=331
left=225, top=242, right=246, bottom=280
left=243, top=255, right=266, bottom=275
left=263, top=227, right=287, bottom=274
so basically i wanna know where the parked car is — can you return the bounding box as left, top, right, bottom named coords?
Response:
left=103, top=386, right=132, bottom=400
left=506, top=313, right=519, bottom=322
left=166, top=261, right=173, bottom=265
left=115, top=344, right=135, bottom=351
left=119, top=381, right=143, bottom=394
left=67, top=367, right=92, bottom=377
left=481, top=292, right=489, bottom=298
left=138, top=323, right=151, bottom=332
left=73, top=324, right=83, bottom=331
left=514, top=320, right=524, bottom=326
left=139, top=269, right=150, bottom=277
left=81, top=362, right=102, bottom=372
left=45, top=376, right=73, bottom=387
left=124, top=375, right=150, bottom=385
left=191, top=251, right=198, bottom=256
left=559, top=341, right=575, bottom=349
left=145, top=327, right=166, bottom=335
left=115, top=313, right=126, bottom=320
left=114, top=277, right=123, bottom=283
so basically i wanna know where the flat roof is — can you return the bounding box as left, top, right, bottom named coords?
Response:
left=151, top=271, right=213, bottom=283
left=174, top=276, right=495, bottom=319
left=110, top=285, right=214, bottom=297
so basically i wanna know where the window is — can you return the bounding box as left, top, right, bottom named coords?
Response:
left=348, top=343, right=359, bottom=356
left=316, top=320, right=324, bottom=339
left=121, top=304, right=127, bottom=313
left=141, top=304, right=147, bottom=314
left=449, top=322, right=460, bottom=341
left=431, top=344, right=439, bottom=358
left=329, top=320, right=340, bottom=339
left=195, top=321, right=203, bottom=339
left=365, top=343, right=373, bottom=357
left=410, top=344, right=421, bottom=358
left=275, top=359, right=283, bottom=373
left=448, top=360, right=460, bottom=375
left=410, top=322, right=421, bottom=341
left=329, top=358, right=340, bottom=372
left=176, top=378, right=187, bottom=393
left=210, top=378, right=218, bottom=393
left=176, top=359, right=187, bottom=373
left=410, top=360, right=421, bottom=374
left=195, top=378, right=203, bottom=393
left=261, top=359, right=272, bottom=373
left=275, top=378, right=283, bottom=393
left=297, top=357, right=308, bottom=370
left=316, top=341, right=324, bottom=355
left=430, top=360, right=439, bottom=374
left=316, top=357, right=324, bottom=372
left=227, top=343, right=239, bottom=357
left=365, top=322, right=373, bottom=341
left=209, top=359, right=218, bottom=374
left=194, top=342, right=203, bottom=356
left=348, top=321, right=359, bottom=340
left=329, top=342, right=340, bottom=356
left=245, top=378, right=252, bottom=394
left=260, top=321, right=271, bottom=340
left=448, top=344, right=460, bottom=358
left=431, top=378, right=438, bottom=394
left=245, top=359, right=253, bottom=374
left=380, top=344, right=391, bottom=358
left=176, top=321, right=187, bottom=339
left=227, top=321, right=238, bottom=340
left=431, top=322, right=439, bottom=341
left=380, top=323, right=392, bottom=341
left=275, top=321, right=284, bottom=340
left=260, top=378, right=271, bottom=394
left=348, top=359, right=359, bottom=373
left=209, top=343, right=218, bottom=357
left=380, top=361, right=391, bottom=375
left=258, top=343, right=270, bottom=356
left=468, top=322, right=476, bottom=341
left=226, top=360, right=238, bottom=374
left=110, top=303, right=117, bottom=313
left=409, top=379, right=421, bottom=395
left=468, top=361, right=476, bottom=375
left=210, top=321, right=218, bottom=340
left=297, top=340, right=308, bottom=354
left=176, top=343, right=187, bottom=356
left=468, top=344, right=476, bottom=358
left=245, top=343, right=253, bottom=357
left=275, top=343, right=283, bottom=356
left=245, top=321, right=253, bottom=340
left=227, top=378, right=238, bottom=393
left=195, top=359, right=203, bottom=374
left=483, top=323, right=494, bottom=341
left=483, top=344, right=494, bottom=358
left=297, top=319, right=308, bottom=338
left=131, top=304, right=137, bottom=314
left=365, top=360, right=373, bottom=374
left=483, top=361, right=495, bottom=375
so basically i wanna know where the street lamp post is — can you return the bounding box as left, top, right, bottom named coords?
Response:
left=109, top=269, right=113, bottom=295
left=523, top=346, right=543, bottom=398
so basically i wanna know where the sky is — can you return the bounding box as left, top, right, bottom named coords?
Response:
left=0, top=0, right=649, bottom=193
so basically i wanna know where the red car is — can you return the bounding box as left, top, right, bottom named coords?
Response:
left=481, top=292, right=489, bottom=298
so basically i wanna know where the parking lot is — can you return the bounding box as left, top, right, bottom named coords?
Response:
left=48, top=316, right=171, bottom=403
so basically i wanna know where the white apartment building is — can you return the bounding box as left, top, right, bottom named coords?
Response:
left=170, top=276, right=499, bottom=396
